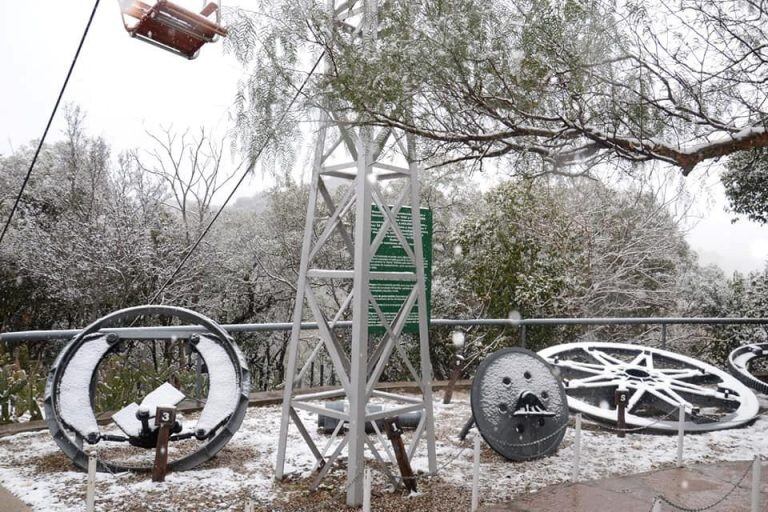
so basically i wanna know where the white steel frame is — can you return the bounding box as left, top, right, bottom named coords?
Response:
left=274, top=0, right=437, bottom=506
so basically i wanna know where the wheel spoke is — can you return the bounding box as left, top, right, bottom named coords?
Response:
left=625, top=387, right=646, bottom=413
left=645, top=352, right=654, bottom=371
left=587, top=348, right=624, bottom=367
left=647, top=386, right=691, bottom=410
left=657, top=368, right=703, bottom=379
left=668, top=380, right=717, bottom=397
left=557, top=360, right=606, bottom=375
left=568, top=375, right=621, bottom=389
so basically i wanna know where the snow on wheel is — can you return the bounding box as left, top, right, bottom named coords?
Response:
left=538, top=342, right=759, bottom=432
left=471, top=348, right=568, bottom=461
left=729, top=343, right=768, bottom=394
left=44, top=305, right=250, bottom=472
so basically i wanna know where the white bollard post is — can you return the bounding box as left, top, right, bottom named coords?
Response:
left=471, top=435, right=481, bottom=512
left=363, top=468, right=372, bottom=512
left=86, top=449, right=97, bottom=512
left=652, top=498, right=662, bottom=511
left=677, top=404, right=684, bottom=468
left=572, top=413, right=582, bottom=483
left=752, top=455, right=762, bottom=512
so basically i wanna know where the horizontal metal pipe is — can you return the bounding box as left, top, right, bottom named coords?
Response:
left=2, top=317, right=767, bottom=343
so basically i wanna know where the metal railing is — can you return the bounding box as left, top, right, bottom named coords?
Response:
left=2, top=317, right=767, bottom=347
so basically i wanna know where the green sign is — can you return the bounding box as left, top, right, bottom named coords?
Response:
left=368, top=206, right=432, bottom=334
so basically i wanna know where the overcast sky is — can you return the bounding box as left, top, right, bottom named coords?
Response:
left=1, top=1, right=766, bottom=275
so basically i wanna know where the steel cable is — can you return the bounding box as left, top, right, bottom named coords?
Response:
left=147, top=51, right=324, bottom=304
left=0, top=0, right=102, bottom=248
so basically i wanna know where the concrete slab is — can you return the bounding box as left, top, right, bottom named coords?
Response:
left=0, top=485, right=32, bottom=512
left=481, top=461, right=760, bottom=512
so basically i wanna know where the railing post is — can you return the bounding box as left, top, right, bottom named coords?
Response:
left=661, top=323, right=667, bottom=350
left=677, top=404, right=685, bottom=467
left=519, top=324, right=527, bottom=349
left=85, top=448, right=97, bottom=512
left=572, top=413, right=582, bottom=482
left=471, top=435, right=481, bottom=512
left=363, top=468, right=372, bottom=512
left=752, top=454, right=761, bottom=512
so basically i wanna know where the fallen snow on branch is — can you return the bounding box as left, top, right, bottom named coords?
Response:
left=1, top=392, right=768, bottom=511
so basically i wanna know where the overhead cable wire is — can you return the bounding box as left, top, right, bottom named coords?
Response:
left=0, top=0, right=102, bottom=247
left=148, top=51, right=325, bottom=304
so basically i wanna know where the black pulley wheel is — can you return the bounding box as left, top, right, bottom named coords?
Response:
left=471, top=347, right=568, bottom=461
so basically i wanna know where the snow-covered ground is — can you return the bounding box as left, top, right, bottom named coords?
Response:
left=1, top=391, right=767, bottom=511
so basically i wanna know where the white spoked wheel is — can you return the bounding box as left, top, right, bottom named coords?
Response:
left=538, top=342, right=759, bottom=432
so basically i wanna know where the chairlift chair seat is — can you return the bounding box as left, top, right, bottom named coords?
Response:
left=119, top=0, right=227, bottom=59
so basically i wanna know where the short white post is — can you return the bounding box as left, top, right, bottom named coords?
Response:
left=245, top=498, right=253, bottom=512
left=572, top=413, right=582, bottom=483
left=363, top=468, right=372, bottom=512
left=652, top=498, right=662, bottom=511
left=752, top=455, right=762, bottom=512
left=676, top=404, right=684, bottom=467
left=471, top=435, right=481, bottom=512
left=86, top=449, right=97, bottom=512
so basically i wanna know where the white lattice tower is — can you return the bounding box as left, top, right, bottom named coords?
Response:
left=274, top=0, right=437, bottom=506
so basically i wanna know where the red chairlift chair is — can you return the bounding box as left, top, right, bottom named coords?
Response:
left=118, top=0, right=227, bottom=59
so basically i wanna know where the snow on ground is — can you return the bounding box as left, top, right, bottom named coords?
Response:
left=1, top=391, right=768, bottom=511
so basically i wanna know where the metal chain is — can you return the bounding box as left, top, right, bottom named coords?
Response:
left=325, top=405, right=762, bottom=503
left=647, top=459, right=753, bottom=512
left=595, top=407, right=680, bottom=433
left=89, top=452, right=137, bottom=498
left=339, top=434, right=476, bottom=497
left=486, top=422, right=570, bottom=448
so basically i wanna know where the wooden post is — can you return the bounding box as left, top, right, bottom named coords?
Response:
left=319, top=363, right=324, bottom=387
left=471, top=435, right=481, bottom=512
left=443, top=354, right=463, bottom=405
left=572, top=413, right=582, bottom=483
left=310, top=361, right=315, bottom=388
left=85, top=448, right=97, bottom=512
left=615, top=387, right=628, bottom=438
left=752, top=455, right=761, bottom=512
left=383, top=417, right=417, bottom=493
left=152, top=406, right=176, bottom=482
left=677, top=404, right=685, bottom=468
